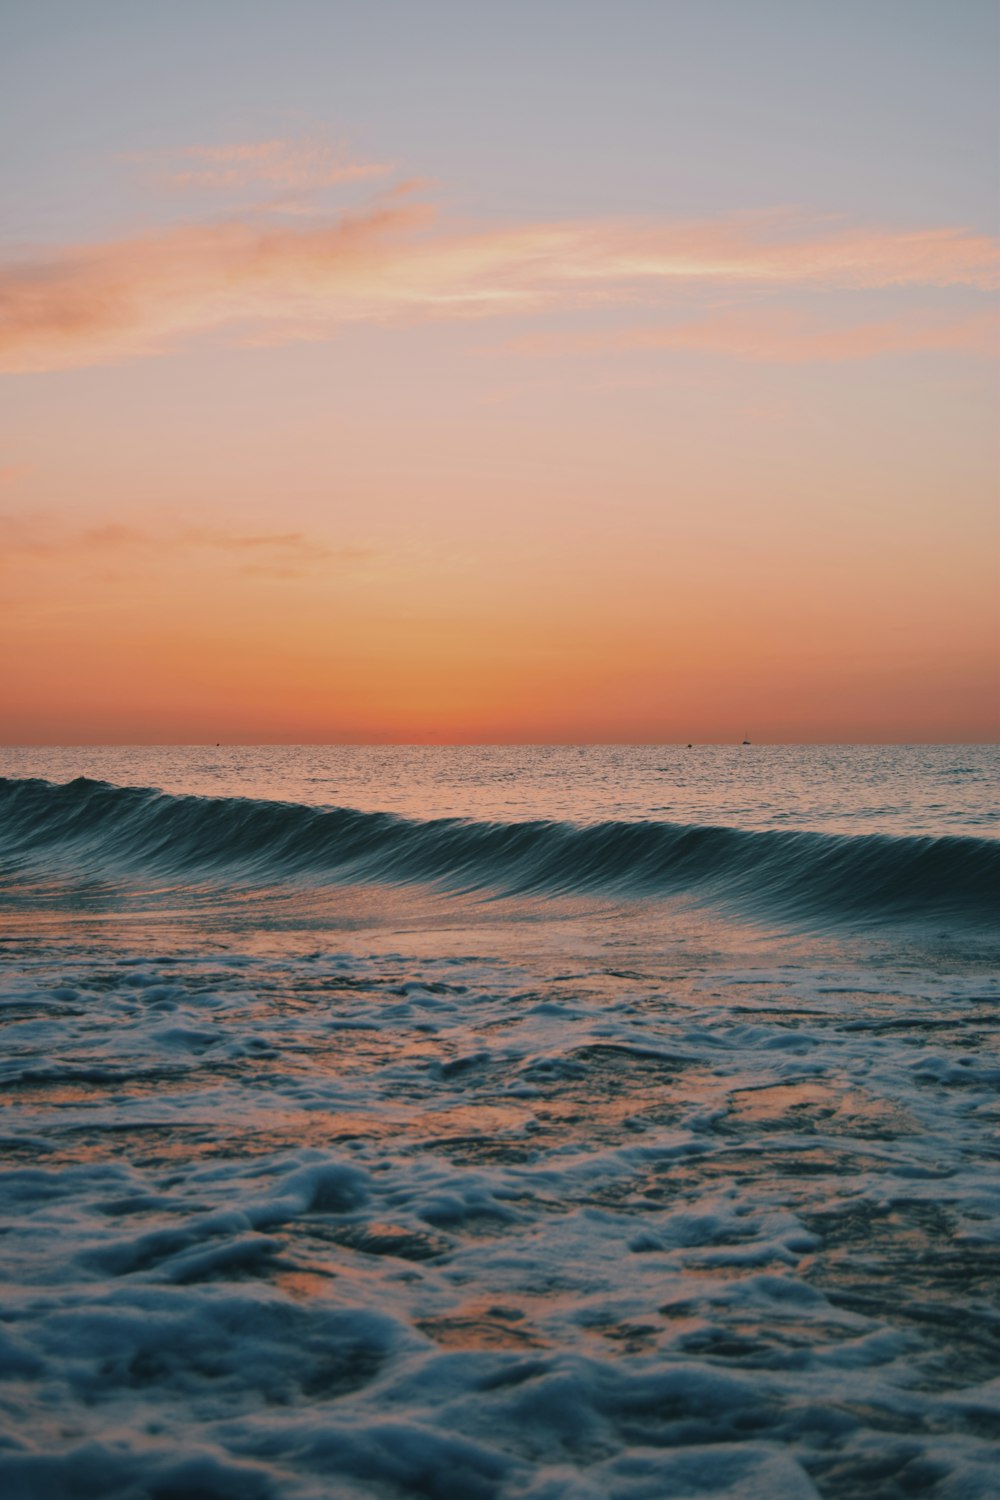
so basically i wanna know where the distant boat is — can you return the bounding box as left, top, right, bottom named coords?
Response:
left=741, top=732, right=751, bottom=745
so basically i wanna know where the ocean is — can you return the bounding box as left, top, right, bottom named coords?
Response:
left=0, top=745, right=997, bottom=1500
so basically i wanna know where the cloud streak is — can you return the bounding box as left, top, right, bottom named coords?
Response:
left=0, top=515, right=366, bottom=576
left=510, top=307, right=1000, bottom=363
left=145, top=139, right=394, bottom=194
left=1, top=185, right=996, bottom=371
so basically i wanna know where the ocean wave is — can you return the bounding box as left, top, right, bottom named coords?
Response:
left=1, top=775, right=998, bottom=927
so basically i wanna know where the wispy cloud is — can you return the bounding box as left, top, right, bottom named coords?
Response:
left=147, top=138, right=394, bottom=195
left=510, top=307, right=1000, bottom=363
left=0, top=198, right=431, bottom=371
left=0, top=515, right=367, bottom=576
left=1, top=175, right=996, bottom=372
left=121, top=136, right=416, bottom=228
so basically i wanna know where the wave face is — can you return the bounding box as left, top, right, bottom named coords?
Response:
left=2, top=775, right=998, bottom=928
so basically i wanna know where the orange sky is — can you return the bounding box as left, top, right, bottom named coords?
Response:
left=2, top=6, right=998, bottom=743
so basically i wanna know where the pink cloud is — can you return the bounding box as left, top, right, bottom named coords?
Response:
left=1, top=190, right=996, bottom=372
left=0, top=199, right=433, bottom=371
left=0, top=514, right=368, bottom=576
left=125, top=137, right=394, bottom=195
left=510, top=306, right=1000, bottom=363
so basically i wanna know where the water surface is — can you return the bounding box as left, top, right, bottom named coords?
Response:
left=0, top=747, right=997, bottom=1500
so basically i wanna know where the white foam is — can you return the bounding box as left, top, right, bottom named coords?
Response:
left=1, top=931, right=997, bottom=1497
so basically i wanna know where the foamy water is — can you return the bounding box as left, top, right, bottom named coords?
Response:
left=1, top=747, right=997, bottom=1499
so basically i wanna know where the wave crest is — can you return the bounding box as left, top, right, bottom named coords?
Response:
left=1, top=775, right=997, bottom=928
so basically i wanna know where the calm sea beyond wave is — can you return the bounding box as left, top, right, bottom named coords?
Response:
left=0, top=745, right=997, bottom=1500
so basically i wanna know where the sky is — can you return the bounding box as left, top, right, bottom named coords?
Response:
left=1, top=0, right=998, bottom=743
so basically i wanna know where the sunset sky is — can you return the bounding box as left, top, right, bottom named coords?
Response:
left=2, top=0, right=997, bottom=743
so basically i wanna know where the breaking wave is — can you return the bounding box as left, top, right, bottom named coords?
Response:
left=1, top=775, right=997, bottom=928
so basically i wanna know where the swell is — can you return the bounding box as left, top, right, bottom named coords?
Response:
left=1, top=776, right=998, bottom=928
